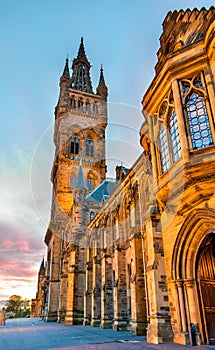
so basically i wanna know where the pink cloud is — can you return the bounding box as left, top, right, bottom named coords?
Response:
left=0, top=222, right=46, bottom=301
left=0, top=222, right=44, bottom=253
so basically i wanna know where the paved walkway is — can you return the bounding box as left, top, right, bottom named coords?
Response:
left=0, top=318, right=214, bottom=350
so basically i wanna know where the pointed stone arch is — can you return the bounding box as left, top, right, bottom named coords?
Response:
left=86, top=170, right=96, bottom=192
left=172, top=208, right=215, bottom=280
left=84, top=127, right=99, bottom=140
left=171, top=208, right=215, bottom=345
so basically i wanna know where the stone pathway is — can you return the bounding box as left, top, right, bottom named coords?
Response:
left=0, top=318, right=214, bottom=350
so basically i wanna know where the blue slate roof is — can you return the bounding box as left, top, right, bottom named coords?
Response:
left=86, top=178, right=116, bottom=202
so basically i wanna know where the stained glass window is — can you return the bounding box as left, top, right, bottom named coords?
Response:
left=169, top=109, right=181, bottom=162
left=159, top=125, right=170, bottom=173
left=186, top=92, right=213, bottom=150
left=158, top=90, right=182, bottom=174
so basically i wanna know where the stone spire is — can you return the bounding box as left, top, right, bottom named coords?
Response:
left=39, top=257, right=45, bottom=274
left=74, top=160, right=87, bottom=189
left=77, top=37, right=87, bottom=60
left=97, top=65, right=108, bottom=100
left=62, top=57, right=70, bottom=77
left=71, top=38, right=93, bottom=93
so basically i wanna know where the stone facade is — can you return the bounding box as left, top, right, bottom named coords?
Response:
left=140, top=7, right=215, bottom=345
left=33, top=7, right=215, bottom=346
left=31, top=259, right=45, bottom=318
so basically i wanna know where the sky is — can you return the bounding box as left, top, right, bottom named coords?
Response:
left=0, top=0, right=213, bottom=306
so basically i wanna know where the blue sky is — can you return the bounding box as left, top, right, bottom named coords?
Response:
left=0, top=0, right=213, bottom=302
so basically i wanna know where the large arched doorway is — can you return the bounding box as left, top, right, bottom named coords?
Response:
left=171, top=209, right=215, bottom=345
left=197, top=234, right=215, bottom=345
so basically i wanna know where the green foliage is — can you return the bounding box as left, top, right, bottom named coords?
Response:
left=4, top=295, right=30, bottom=318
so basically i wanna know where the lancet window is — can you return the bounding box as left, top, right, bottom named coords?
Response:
left=70, top=135, right=79, bottom=154
left=71, top=96, right=76, bottom=109
left=180, top=73, right=213, bottom=150
left=158, top=90, right=181, bottom=173
left=78, top=98, right=84, bottom=110
left=86, top=136, right=94, bottom=157
left=85, top=100, right=91, bottom=113
left=86, top=173, right=95, bottom=191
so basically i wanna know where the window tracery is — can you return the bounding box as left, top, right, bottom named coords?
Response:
left=70, top=135, right=79, bottom=154
left=180, top=73, right=213, bottom=150
left=86, top=136, right=94, bottom=157
left=157, top=89, right=181, bottom=173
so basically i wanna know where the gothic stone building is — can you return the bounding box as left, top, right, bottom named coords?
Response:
left=32, top=7, right=215, bottom=346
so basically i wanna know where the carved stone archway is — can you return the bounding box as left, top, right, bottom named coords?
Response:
left=171, top=209, right=215, bottom=345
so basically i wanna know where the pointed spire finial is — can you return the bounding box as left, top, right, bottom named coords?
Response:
left=40, top=257, right=45, bottom=272
left=62, top=56, right=70, bottom=77
left=97, top=64, right=108, bottom=98
left=77, top=37, right=87, bottom=60
left=74, top=159, right=87, bottom=190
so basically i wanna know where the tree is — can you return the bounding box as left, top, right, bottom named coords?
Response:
left=4, top=295, right=30, bottom=318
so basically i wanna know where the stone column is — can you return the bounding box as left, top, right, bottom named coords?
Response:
left=57, top=273, right=67, bottom=323
left=145, top=215, right=173, bottom=344
left=184, top=280, right=201, bottom=346
left=100, top=249, right=113, bottom=328
left=113, top=246, right=128, bottom=331
left=91, top=254, right=101, bottom=327
left=84, top=259, right=92, bottom=326
left=65, top=248, right=76, bottom=325
left=176, top=280, right=187, bottom=333
left=45, top=235, right=61, bottom=322
left=204, top=64, right=215, bottom=140
left=130, top=235, right=147, bottom=335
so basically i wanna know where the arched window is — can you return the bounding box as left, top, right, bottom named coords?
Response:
left=186, top=92, right=213, bottom=150
left=85, top=100, right=91, bottom=113
left=86, top=137, right=94, bottom=157
left=90, top=211, right=95, bottom=221
left=87, top=173, right=94, bottom=191
left=71, top=96, right=76, bottom=109
left=78, top=98, right=84, bottom=110
left=92, top=102, right=98, bottom=114
left=181, top=73, right=214, bottom=151
left=158, top=90, right=181, bottom=174
left=70, top=136, right=79, bottom=154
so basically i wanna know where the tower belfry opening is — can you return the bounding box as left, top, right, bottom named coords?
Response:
left=71, top=37, right=93, bottom=93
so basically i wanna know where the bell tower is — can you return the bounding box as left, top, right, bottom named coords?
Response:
left=50, top=37, right=108, bottom=228
left=44, top=38, right=108, bottom=322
